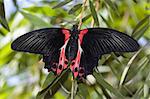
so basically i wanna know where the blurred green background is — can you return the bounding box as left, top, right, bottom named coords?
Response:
left=0, top=0, right=149, bottom=99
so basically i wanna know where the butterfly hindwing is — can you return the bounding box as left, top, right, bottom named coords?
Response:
left=11, top=28, right=69, bottom=54
left=81, top=28, right=140, bottom=57
left=43, top=50, right=60, bottom=73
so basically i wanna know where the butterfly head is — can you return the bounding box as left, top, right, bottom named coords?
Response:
left=71, top=25, right=79, bottom=34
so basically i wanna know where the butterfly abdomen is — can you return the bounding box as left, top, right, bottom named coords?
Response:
left=65, top=36, right=79, bottom=61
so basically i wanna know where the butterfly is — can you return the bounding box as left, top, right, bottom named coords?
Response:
left=11, top=25, right=139, bottom=80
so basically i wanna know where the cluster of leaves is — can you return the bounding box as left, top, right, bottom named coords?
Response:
left=0, top=0, right=149, bottom=99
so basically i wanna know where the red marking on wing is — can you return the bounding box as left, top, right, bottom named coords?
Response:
left=62, top=29, right=71, bottom=42
left=70, top=50, right=82, bottom=78
left=79, top=29, right=88, bottom=44
left=57, top=48, right=64, bottom=74
left=57, top=47, right=68, bottom=75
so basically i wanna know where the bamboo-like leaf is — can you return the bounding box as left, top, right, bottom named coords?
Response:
left=132, top=0, right=137, bottom=3
left=42, top=72, right=56, bottom=89
left=23, top=6, right=57, bottom=16
left=36, top=69, right=69, bottom=99
left=89, top=0, right=99, bottom=26
left=132, top=15, right=150, bottom=39
left=12, top=0, right=19, bottom=9
left=93, top=72, right=125, bottom=98
left=53, top=0, right=72, bottom=9
left=93, top=86, right=103, bottom=99
left=143, top=67, right=150, bottom=98
left=132, top=85, right=143, bottom=98
left=68, top=4, right=82, bottom=14
left=0, top=0, right=10, bottom=31
left=21, top=11, right=50, bottom=28
left=77, top=84, right=90, bottom=99
left=104, top=0, right=120, bottom=16
left=119, top=48, right=142, bottom=86
left=82, top=14, right=91, bottom=22
left=100, top=14, right=111, bottom=27
left=125, top=55, right=149, bottom=83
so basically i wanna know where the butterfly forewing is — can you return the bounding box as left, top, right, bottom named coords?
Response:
left=81, top=28, right=140, bottom=57
left=11, top=28, right=67, bottom=54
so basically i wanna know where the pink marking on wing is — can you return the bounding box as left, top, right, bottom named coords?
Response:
left=70, top=60, right=75, bottom=71
left=64, top=59, right=68, bottom=69
left=79, top=29, right=88, bottom=44
left=70, top=50, right=81, bottom=78
left=51, top=63, right=57, bottom=72
left=62, top=29, right=70, bottom=42
left=57, top=48, right=68, bottom=75
left=57, top=48, right=65, bottom=75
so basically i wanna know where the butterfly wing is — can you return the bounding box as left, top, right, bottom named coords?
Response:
left=43, top=50, right=60, bottom=73
left=11, top=28, right=69, bottom=54
left=81, top=28, right=140, bottom=57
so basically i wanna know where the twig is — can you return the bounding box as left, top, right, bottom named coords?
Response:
left=71, top=79, right=75, bottom=99
left=71, top=79, right=78, bottom=99
left=91, top=0, right=100, bottom=27
left=78, top=0, right=87, bottom=29
left=59, top=82, right=71, bottom=94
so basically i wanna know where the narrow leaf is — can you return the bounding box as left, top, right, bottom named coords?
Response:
left=53, top=0, right=72, bottom=9
left=104, top=0, right=120, bottom=16
left=82, top=14, right=91, bottom=22
left=68, top=4, right=82, bottom=14
left=89, top=0, right=99, bottom=26
left=36, top=69, right=69, bottom=99
left=93, top=72, right=125, bottom=98
left=23, top=6, right=57, bottom=16
left=119, top=48, right=142, bottom=86
left=100, top=14, right=111, bottom=27
left=132, top=0, right=138, bottom=3
left=132, top=15, right=150, bottom=39
left=21, top=11, right=50, bottom=28
left=77, top=84, right=90, bottom=99
left=42, top=72, right=56, bottom=89
left=0, top=0, right=10, bottom=31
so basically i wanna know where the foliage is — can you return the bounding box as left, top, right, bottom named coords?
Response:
left=0, top=0, right=149, bottom=99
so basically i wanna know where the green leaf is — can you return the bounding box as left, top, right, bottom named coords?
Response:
left=144, top=27, right=150, bottom=40
left=82, top=14, right=91, bottom=22
left=89, top=0, right=99, bottom=26
left=132, top=0, right=137, bottom=3
left=0, top=43, right=12, bottom=58
left=42, top=72, right=56, bottom=89
left=77, top=84, right=90, bottom=99
left=104, top=0, right=120, bottom=16
left=68, top=4, right=82, bottom=14
left=36, top=69, right=69, bottom=99
left=0, top=27, right=9, bottom=36
left=132, top=85, right=143, bottom=98
left=12, top=0, right=19, bottom=9
left=0, top=0, right=10, bottom=31
left=0, top=43, right=14, bottom=66
left=119, top=48, right=142, bottom=86
left=20, top=11, right=50, bottom=28
left=23, top=6, right=57, bottom=16
left=125, top=55, right=150, bottom=83
left=132, top=15, right=150, bottom=39
left=93, top=72, right=125, bottom=98
left=53, top=0, right=72, bottom=9
left=100, top=14, right=111, bottom=27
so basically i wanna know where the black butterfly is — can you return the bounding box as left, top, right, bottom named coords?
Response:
left=11, top=25, right=139, bottom=80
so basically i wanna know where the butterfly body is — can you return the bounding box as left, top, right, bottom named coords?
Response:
left=58, top=25, right=88, bottom=77
left=11, top=25, right=139, bottom=80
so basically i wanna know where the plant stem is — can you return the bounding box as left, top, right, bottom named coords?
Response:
left=71, top=80, right=75, bottom=99
left=71, top=79, right=78, bottom=99
left=78, top=0, right=87, bottom=29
